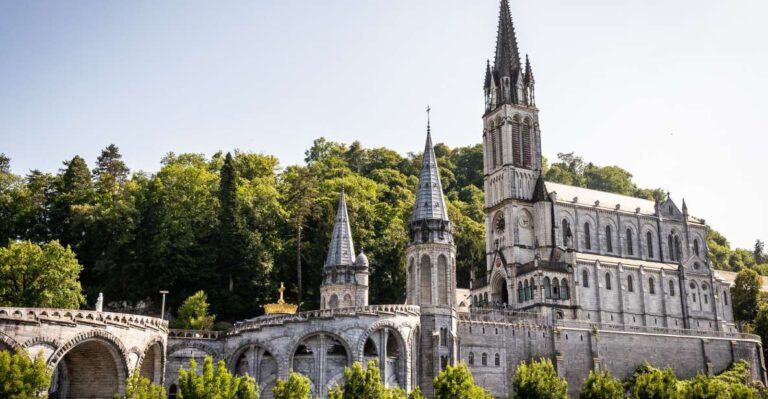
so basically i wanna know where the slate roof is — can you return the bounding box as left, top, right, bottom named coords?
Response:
left=412, top=129, right=449, bottom=222
left=325, top=189, right=356, bottom=267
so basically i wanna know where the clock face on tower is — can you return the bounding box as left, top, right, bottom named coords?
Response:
left=495, top=215, right=505, bottom=235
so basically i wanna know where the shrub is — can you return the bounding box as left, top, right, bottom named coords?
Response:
left=512, top=358, right=568, bottom=399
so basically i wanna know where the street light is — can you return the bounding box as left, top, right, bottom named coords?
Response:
left=159, top=290, right=169, bottom=320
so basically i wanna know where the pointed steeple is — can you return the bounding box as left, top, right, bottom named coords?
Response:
left=682, top=198, right=688, bottom=214
left=532, top=175, right=548, bottom=202
left=412, top=120, right=449, bottom=223
left=524, top=54, right=534, bottom=84
left=325, top=189, right=356, bottom=267
left=493, top=0, right=522, bottom=80
left=484, top=59, right=492, bottom=90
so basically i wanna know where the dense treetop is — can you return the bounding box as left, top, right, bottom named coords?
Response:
left=0, top=144, right=763, bottom=322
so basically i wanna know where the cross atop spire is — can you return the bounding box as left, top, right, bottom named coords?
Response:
left=325, top=189, right=356, bottom=267
left=426, top=104, right=431, bottom=134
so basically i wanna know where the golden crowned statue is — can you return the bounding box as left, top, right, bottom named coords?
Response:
left=263, top=282, right=298, bottom=315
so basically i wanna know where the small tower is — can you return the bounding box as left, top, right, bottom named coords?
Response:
left=406, top=113, right=457, bottom=396
left=320, top=189, right=369, bottom=309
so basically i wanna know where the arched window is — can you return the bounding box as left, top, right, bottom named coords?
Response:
left=626, top=229, right=634, bottom=255
left=517, top=282, right=523, bottom=303
left=724, top=291, right=728, bottom=305
left=582, top=269, right=589, bottom=287
left=490, top=126, right=497, bottom=167
left=584, top=223, right=592, bottom=250
left=649, top=278, right=655, bottom=294
left=606, top=226, right=613, bottom=253
left=512, top=117, right=522, bottom=166
left=669, top=279, right=675, bottom=296
left=522, top=119, right=533, bottom=168
left=524, top=280, right=530, bottom=301
left=647, top=231, right=654, bottom=258
left=627, top=275, right=634, bottom=292
left=169, top=385, right=178, bottom=399
left=482, top=353, right=488, bottom=366
left=560, top=279, right=569, bottom=300
left=496, top=127, right=503, bottom=167
left=605, top=273, right=612, bottom=290
left=668, top=235, right=674, bottom=261
left=674, top=236, right=682, bottom=261
left=468, top=352, right=475, bottom=366
left=495, top=353, right=501, bottom=367
left=544, top=277, right=552, bottom=299
left=552, top=278, right=560, bottom=298
left=562, top=219, right=571, bottom=247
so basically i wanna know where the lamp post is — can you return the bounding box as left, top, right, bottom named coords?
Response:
left=159, top=290, right=169, bottom=320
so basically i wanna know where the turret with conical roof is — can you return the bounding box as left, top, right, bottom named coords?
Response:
left=409, top=121, right=452, bottom=245
left=320, top=189, right=369, bottom=309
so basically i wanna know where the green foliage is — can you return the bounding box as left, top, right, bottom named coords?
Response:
left=512, top=358, right=568, bottom=399
left=579, top=369, right=624, bottom=399
left=173, top=291, right=215, bottom=330
left=177, top=356, right=258, bottom=399
left=272, top=372, right=313, bottom=399
left=117, top=370, right=167, bottom=399
left=0, top=349, right=51, bottom=399
left=629, top=362, right=681, bottom=399
left=433, top=362, right=494, bottom=399
left=732, top=269, right=762, bottom=322
left=0, top=240, right=85, bottom=308
left=327, top=361, right=408, bottom=399
left=753, top=304, right=768, bottom=368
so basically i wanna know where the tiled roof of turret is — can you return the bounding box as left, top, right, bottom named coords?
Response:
left=325, top=189, right=355, bottom=267
left=412, top=127, right=449, bottom=222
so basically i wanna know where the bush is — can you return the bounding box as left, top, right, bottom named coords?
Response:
left=0, top=349, right=51, bottom=398
left=630, top=363, right=681, bottom=399
left=327, top=361, right=413, bottom=399
left=433, top=363, right=494, bottom=399
left=116, top=370, right=166, bottom=399
left=579, top=369, right=624, bottom=399
left=177, top=356, right=258, bottom=399
left=273, top=372, right=312, bottom=399
left=512, top=358, right=568, bottom=399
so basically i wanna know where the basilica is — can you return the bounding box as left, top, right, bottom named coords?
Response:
left=0, top=1, right=764, bottom=398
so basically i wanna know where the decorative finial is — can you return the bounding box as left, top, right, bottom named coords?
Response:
left=426, top=104, right=431, bottom=134
left=277, top=282, right=286, bottom=304
left=264, top=282, right=298, bottom=314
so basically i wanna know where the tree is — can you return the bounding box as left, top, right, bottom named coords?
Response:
left=327, top=361, right=410, bottom=399
left=512, top=358, right=568, bottom=399
left=753, top=304, right=768, bottom=362
left=0, top=240, right=85, bottom=308
left=0, top=349, right=51, bottom=398
left=272, top=372, right=312, bottom=399
left=579, top=370, right=624, bottom=399
left=217, top=152, right=246, bottom=295
left=0, top=153, right=10, bottom=174
left=94, top=144, right=130, bottom=194
left=755, top=240, right=765, bottom=265
left=173, top=291, right=215, bottom=330
left=732, top=268, right=761, bottom=322
left=628, top=362, right=681, bottom=399
left=118, top=370, right=167, bottom=399
left=177, top=356, right=258, bottom=399
left=433, top=363, right=494, bottom=399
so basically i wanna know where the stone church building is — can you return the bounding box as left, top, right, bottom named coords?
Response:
left=0, top=1, right=764, bottom=398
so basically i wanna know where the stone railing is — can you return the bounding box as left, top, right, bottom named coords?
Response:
left=168, top=329, right=223, bottom=340
left=0, top=307, right=168, bottom=332
left=461, top=307, right=547, bottom=325
left=556, top=319, right=760, bottom=341
left=229, top=304, right=421, bottom=335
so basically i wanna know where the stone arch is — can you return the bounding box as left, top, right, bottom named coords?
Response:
left=490, top=272, right=509, bottom=305
left=329, top=294, right=339, bottom=309
left=356, top=320, right=409, bottom=390
left=167, top=342, right=219, bottom=359
left=0, top=330, right=22, bottom=352
left=48, top=330, right=130, bottom=399
left=229, top=342, right=280, bottom=399
left=138, top=336, right=165, bottom=385
left=290, top=331, right=353, bottom=398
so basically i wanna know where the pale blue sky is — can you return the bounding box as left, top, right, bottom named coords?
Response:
left=1, top=0, right=766, bottom=249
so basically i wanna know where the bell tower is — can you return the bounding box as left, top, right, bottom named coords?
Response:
left=406, top=113, right=457, bottom=396
left=482, top=0, right=544, bottom=293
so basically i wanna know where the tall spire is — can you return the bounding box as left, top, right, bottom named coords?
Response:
left=493, top=0, right=522, bottom=79
left=412, top=112, right=449, bottom=223
left=325, top=189, right=356, bottom=267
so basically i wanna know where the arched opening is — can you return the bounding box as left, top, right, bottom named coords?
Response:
left=438, top=255, right=449, bottom=305
left=329, top=294, right=339, bottom=309
left=646, top=231, right=654, bottom=258
left=606, top=226, right=613, bottom=253
left=362, top=328, right=406, bottom=389
left=582, top=269, right=589, bottom=287
left=233, top=345, right=278, bottom=399
left=292, top=333, right=350, bottom=398
left=544, top=277, right=552, bottom=299
left=584, top=223, right=592, bottom=250
left=49, top=338, right=127, bottom=399
left=420, top=255, right=432, bottom=305
left=560, top=279, right=569, bottom=300
left=492, top=277, right=509, bottom=306
left=139, top=341, right=163, bottom=385
left=342, top=294, right=352, bottom=307
left=626, top=228, right=634, bottom=255
left=627, top=275, right=634, bottom=292
left=169, top=384, right=178, bottom=399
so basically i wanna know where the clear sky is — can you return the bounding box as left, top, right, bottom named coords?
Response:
left=1, top=0, right=766, bottom=249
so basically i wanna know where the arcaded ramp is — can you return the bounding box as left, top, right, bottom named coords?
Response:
left=0, top=307, right=167, bottom=399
